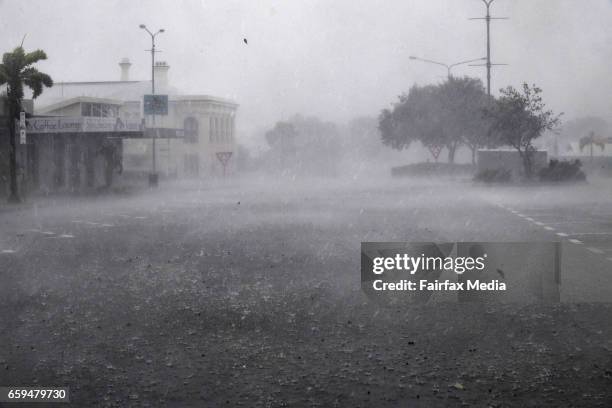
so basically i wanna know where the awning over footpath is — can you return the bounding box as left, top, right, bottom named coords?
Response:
left=24, top=116, right=183, bottom=139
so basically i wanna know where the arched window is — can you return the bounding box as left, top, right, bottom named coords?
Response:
left=184, top=117, right=199, bottom=144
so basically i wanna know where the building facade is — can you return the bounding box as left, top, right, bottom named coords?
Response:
left=35, top=59, right=239, bottom=182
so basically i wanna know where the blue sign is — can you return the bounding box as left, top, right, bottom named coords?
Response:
left=144, top=95, right=168, bottom=115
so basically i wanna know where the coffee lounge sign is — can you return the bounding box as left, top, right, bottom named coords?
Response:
left=25, top=117, right=143, bottom=134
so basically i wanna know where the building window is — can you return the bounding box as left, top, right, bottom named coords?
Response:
left=184, top=117, right=199, bottom=144
left=81, top=103, right=92, bottom=116
left=223, top=117, right=228, bottom=142
left=214, top=117, right=219, bottom=143
left=209, top=118, right=214, bottom=143
left=81, top=102, right=118, bottom=118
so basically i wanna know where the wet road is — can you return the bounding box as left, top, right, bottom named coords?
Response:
left=1, top=176, right=612, bottom=406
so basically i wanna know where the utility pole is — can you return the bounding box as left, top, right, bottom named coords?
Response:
left=139, top=24, right=165, bottom=187
left=469, top=0, right=508, bottom=97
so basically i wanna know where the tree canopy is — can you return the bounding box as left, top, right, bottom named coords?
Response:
left=378, top=76, right=491, bottom=163
left=485, top=83, right=561, bottom=177
left=264, top=115, right=341, bottom=176
left=0, top=46, right=53, bottom=108
left=0, top=46, right=53, bottom=203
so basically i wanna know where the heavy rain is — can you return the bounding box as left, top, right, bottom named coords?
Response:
left=1, top=1, right=612, bottom=406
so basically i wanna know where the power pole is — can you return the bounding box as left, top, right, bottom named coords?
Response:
left=469, top=0, right=508, bottom=97
left=139, top=24, right=165, bottom=187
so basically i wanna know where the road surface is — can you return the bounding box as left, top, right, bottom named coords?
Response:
left=1, top=176, right=612, bottom=407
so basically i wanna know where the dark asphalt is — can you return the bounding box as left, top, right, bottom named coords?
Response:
left=1, top=176, right=612, bottom=407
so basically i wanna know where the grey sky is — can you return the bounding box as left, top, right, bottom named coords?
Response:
left=2, top=0, right=611, bottom=144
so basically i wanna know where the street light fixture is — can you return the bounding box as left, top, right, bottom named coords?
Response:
left=409, top=56, right=486, bottom=79
left=140, top=24, right=165, bottom=187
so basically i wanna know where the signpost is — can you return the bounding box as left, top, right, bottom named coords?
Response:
left=428, top=145, right=443, bottom=162
left=19, top=112, right=26, bottom=144
left=215, top=151, right=233, bottom=177
left=144, top=94, right=168, bottom=187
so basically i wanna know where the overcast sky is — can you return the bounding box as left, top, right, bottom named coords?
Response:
left=2, top=0, right=611, bottom=145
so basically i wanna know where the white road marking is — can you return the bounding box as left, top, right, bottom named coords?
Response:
left=1, top=249, right=16, bottom=254
left=547, top=221, right=596, bottom=225
left=525, top=217, right=535, bottom=222
left=556, top=232, right=568, bottom=237
left=41, top=231, right=55, bottom=235
left=134, top=216, right=147, bottom=219
left=100, top=224, right=114, bottom=227
left=516, top=213, right=525, bottom=217
left=85, top=222, right=99, bottom=226
left=569, top=239, right=583, bottom=245
left=587, top=247, right=605, bottom=254
left=567, top=232, right=612, bottom=236
left=544, top=226, right=555, bottom=231
left=534, top=221, right=544, bottom=226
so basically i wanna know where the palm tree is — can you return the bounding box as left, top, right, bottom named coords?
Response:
left=579, top=131, right=605, bottom=162
left=0, top=46, right=53, bottom=203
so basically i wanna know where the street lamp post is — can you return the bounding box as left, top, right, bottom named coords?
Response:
left=139, top=24, right=165, bottom=187
left=469, top=0, right=508, bottom=97
left=409, top=56, right=486, bottom=79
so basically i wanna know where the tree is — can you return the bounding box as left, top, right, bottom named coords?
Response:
left=265, top=121, right=297, bottom=168
left=485, top=83, right=561, bottom=179
left=286, top=114, right=340, bottom=175
left=379, top=84, right=447, bottom=162
left=0, top=46, right=53, bottom=203
left=561, top=116, right=608, bottom=147
left=379, top=77, right=492, bottom=163
left=579, top=131, right=605, bottom=161
left=438, top=77, right=493, bottom=164
left=264, top=115, right=341, bottom=176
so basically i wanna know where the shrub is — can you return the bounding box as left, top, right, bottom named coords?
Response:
left=391, top=162, right=475, bottom=177
left=538, top=159, right=586, bottom=182
left=473, top=168, right=512, bottom=183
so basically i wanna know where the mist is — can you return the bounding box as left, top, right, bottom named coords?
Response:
left=2, top=1, right=612, bottom=406
left=2, top=0, right=611, bottom=146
